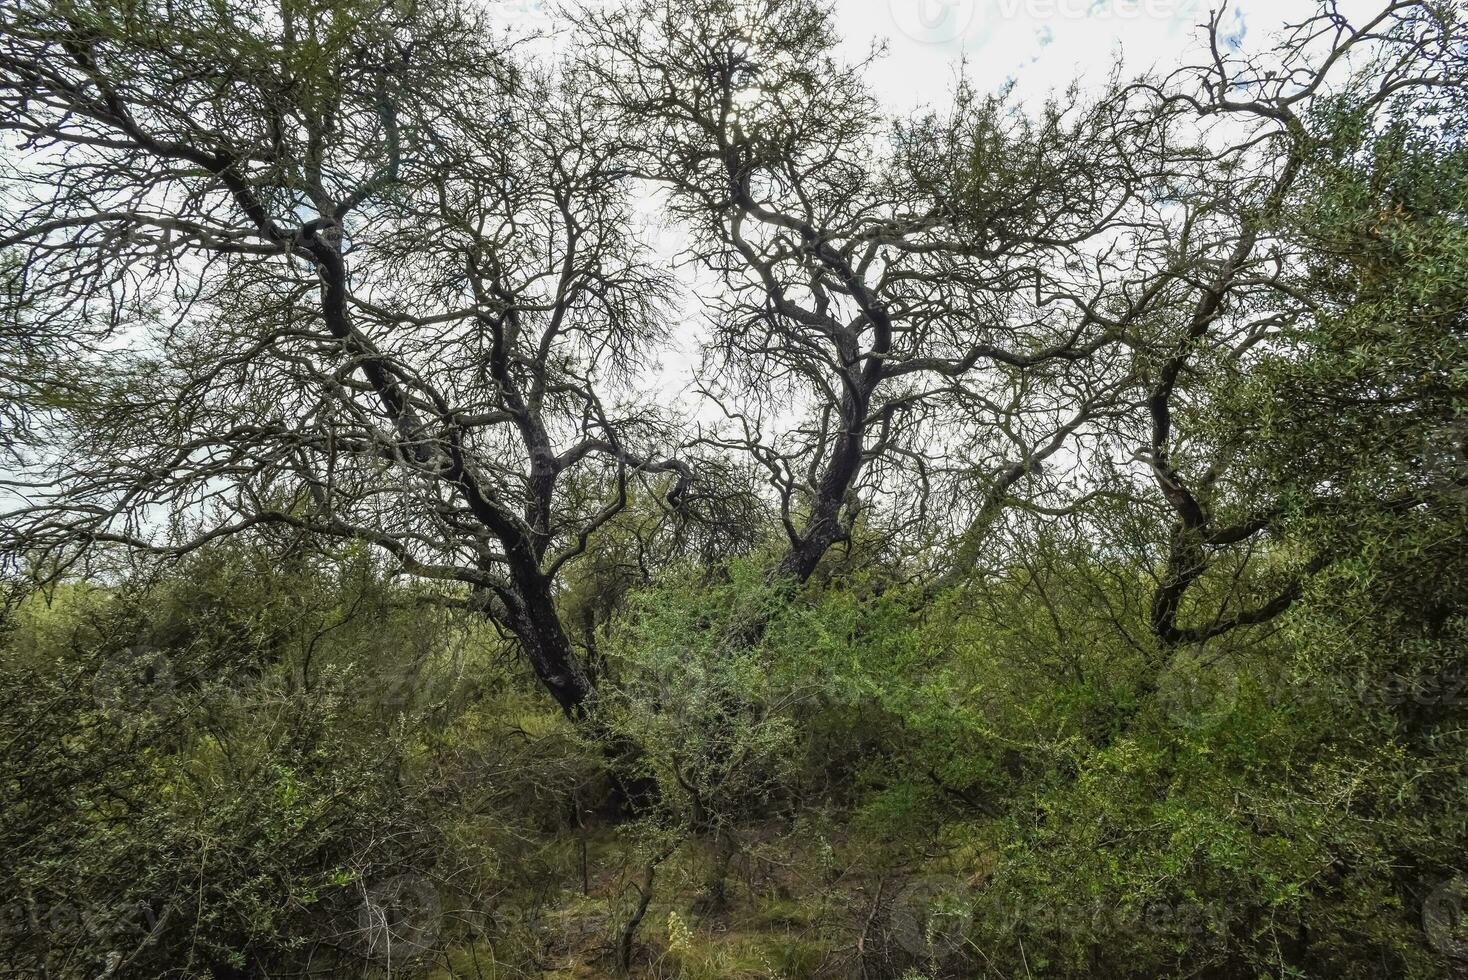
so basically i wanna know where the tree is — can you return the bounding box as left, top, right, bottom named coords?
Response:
left=581, top=0, right=1152, bottom=586
left=0, top=0, right=694, bottom=714
left=1116, top=2, right=1467, bottom=648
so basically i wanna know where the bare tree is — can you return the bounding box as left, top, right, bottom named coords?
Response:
left=580, top=0, right=1200, bottom=587
left=6, top=0, right=1458, bottom=712
left=0, top=0, right=694, bottom=714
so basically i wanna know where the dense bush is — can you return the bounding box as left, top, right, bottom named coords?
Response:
left=0, top=547, right=585, bottom=977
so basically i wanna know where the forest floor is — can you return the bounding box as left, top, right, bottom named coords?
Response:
left=429, top=819, right=998, bottom=979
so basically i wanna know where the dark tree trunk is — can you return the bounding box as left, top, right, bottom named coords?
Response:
left=501, top=564, right=592, bottom=717
left=775, top=505, right=844, bottom=582
left=775, top=379, right=871, bottom=583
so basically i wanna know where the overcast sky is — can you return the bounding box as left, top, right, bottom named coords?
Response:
left=483, top=0, right=1386, bottom=402
left=496, top=0, right=1384, bottom=108
left=839, top=0, right=1306, bottom=107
